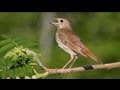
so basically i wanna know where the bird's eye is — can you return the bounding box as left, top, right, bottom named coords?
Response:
left=60, top=20, right=63, bottom=23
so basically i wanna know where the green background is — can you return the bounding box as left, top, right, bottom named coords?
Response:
left=0, top=12, right=120, bottom=79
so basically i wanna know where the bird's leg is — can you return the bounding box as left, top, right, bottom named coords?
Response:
left=62, top=55, right=74, bottom=69
left=69, top=56, right=78, bottom=69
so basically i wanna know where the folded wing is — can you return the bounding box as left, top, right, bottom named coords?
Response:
left=58, top=31, right=102, bottom=64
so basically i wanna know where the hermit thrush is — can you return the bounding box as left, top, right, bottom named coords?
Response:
left=51, top=18, right=102, bottom=69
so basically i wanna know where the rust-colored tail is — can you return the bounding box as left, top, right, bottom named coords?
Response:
left=81, top=47, right=102, bottom=64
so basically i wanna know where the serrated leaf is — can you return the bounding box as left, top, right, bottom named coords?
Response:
left=0, top=39, right=12, bottom=47
left=0, top=43, right=16, bottom=53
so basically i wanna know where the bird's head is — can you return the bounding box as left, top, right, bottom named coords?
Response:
left=51, top=18, right=72, bottom=30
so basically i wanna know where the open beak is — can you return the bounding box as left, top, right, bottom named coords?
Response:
left=50, top=18, right=58, bottom=25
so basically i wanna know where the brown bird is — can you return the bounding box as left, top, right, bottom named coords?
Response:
left=51, top=18, right=102, bottom=69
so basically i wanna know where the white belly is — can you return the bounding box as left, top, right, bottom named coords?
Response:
left=56, top=34, right=77, bottom=56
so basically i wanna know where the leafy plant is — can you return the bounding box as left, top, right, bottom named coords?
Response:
left=0, top=35, right=41, bottom=79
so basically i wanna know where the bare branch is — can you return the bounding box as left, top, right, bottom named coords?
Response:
left=42, top=62, right=120, bottom=74
left=32, top=61, right=120, bottom=79
left=32, top=52, right=120, bottom=78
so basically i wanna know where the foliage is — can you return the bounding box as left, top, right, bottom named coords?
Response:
left=0, top=35, right=41, bottom=78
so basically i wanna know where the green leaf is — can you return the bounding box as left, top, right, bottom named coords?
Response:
left=7, top=69, right=15, bottom=78
left=0, top=39, right=12, bottom=47
left=0, top=43, right=16, bottom=53
left=0, top=36, right=41, bottom=78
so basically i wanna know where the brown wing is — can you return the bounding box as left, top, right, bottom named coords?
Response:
left=58, top=30, right=102, bottom=64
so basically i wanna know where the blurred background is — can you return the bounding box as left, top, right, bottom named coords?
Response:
left=0, top=12, right=120, bottom=79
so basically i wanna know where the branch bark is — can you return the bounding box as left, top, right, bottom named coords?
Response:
left=45, top=62, right=120, bottom=74
left=32, top=60, right=120, bottom=79
left=28, top=51, right=120, bottom=79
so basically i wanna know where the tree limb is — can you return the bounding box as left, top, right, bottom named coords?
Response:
left=28, top=47, right=120, bottom=78
left=45, top=62, right=120, bottom=74
left=32, top=60, right=120, bottom=79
